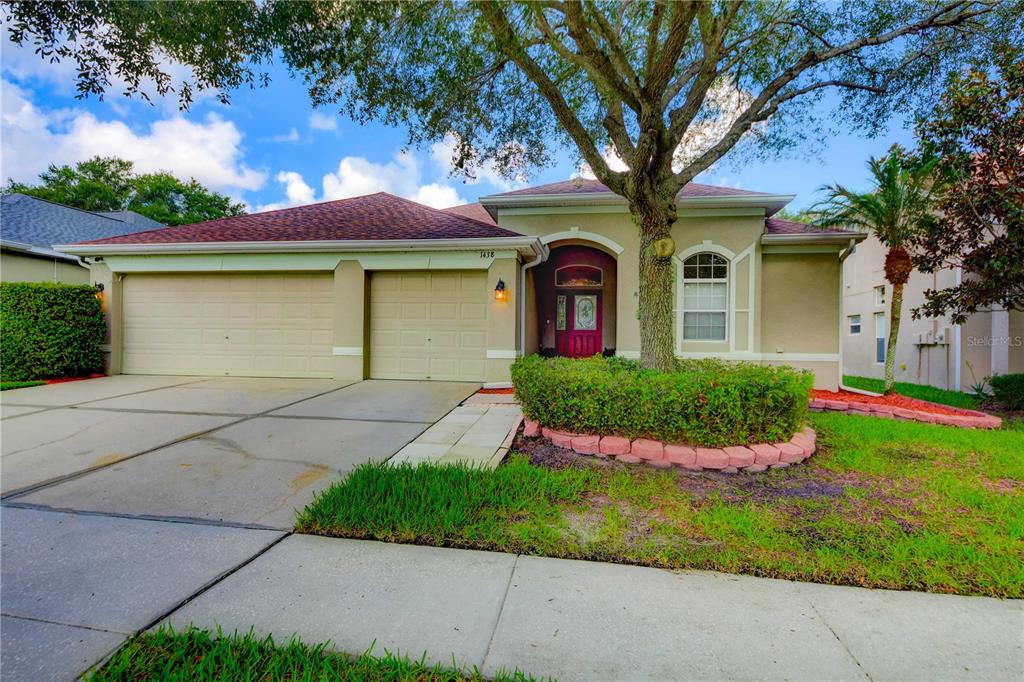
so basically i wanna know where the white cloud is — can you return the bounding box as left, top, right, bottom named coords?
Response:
left=257, top=149, right=467, bottom=212
left=270, top=127, right=300, bottom=143
left=429, top=133, right=527, bottom=191
left=308, top=112, right=338, bottom=132
left=1, top=79, right=266, bottom=195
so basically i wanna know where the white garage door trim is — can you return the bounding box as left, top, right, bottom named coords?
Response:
left=122, top=272, right=334, bottom=378
left=369, top=270, right=487, bottom=381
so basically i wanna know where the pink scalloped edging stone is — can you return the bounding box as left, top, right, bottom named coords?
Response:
left=523, top=419, right=541, bottom=437
left=529, top=424, right=819, bottom=473
left=664, top=444, right=696, bottom=465
left=631, top=439, right=665, bottom=460
left=599, top=436, right=631, bottom=456
left=723, top=445, right=756, bottom=468
left=571, top=435, right=600, bottom=455
left=695, top=448, right=729, bottom=469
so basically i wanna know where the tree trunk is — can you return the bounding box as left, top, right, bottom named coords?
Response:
left=884, top=281, right=904, bottom=394
left=632, top=197, right=677, bottom=372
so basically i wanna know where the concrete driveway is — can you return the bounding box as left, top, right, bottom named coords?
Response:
left=1, top=375, right=476, bottom=679
left=2, top=376, right=476, bottom=526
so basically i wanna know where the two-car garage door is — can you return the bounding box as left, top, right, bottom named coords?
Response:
left=121, top=270, right=487, bottom=381
left=122, top=273, right=335, bottom=378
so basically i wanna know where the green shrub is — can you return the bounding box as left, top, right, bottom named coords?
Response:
left=1, top=282, right=106, bottom=381
left=511, top=354, right=813, bottom=447
left=990, top=373, right=1024, bottom=410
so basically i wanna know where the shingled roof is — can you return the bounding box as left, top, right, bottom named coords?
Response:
left=1, top=193, right=163, bottom=257
left=491, top=178, right=773, bottom=197
left=440, top=202, right=496, bottom=225
left=78, top=192, right=522, bottom=245
left=764, top=217, right=857, bottom=237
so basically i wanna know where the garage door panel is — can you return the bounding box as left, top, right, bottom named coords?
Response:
left=370, top=270, right=487, bottom=382
left=122, top=273, right=333, bottom=378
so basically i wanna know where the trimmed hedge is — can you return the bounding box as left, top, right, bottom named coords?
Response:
left=990, top=373, right=1024, bottom=411
left=511, top=354, right=813, bottom=447
left=1, top=282, right=106, bottom=381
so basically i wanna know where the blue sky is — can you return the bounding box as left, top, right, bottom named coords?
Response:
left=2, top=40, right=915, bottom=214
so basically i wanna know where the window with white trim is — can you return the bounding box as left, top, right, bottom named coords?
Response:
left=874, top=285, right=886, bottom=306
left=874, top=312, right=886, bottom=363
left=681, top=253, right=728, bottom=341
left=848, top=314, right=862, bottom=335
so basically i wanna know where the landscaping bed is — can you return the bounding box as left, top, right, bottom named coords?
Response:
left=298, top=412, right=1024, bottom=597
left=811, top=389, right=1001, bottom=428
left=86, top=626, right=535, bottom=681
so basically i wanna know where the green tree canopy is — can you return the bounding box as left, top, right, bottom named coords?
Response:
left=5, top=156, right=245, bottom=226
left=910, top=47, right=1024, bottom=323
left=5, top=0, right=1019, bottom=368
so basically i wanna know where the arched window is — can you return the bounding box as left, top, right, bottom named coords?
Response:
left=681, top=253, right=728, bottom=341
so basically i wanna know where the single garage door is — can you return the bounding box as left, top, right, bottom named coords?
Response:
left=370, top=270, right=487, bottom=381
left=122, top=272, right=334, bottom=377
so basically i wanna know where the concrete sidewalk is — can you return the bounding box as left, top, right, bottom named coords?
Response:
left=165, top=536, right=1024, bottom=682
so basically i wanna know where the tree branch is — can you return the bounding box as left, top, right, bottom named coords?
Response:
left=479, top=2, right=624, bottom=191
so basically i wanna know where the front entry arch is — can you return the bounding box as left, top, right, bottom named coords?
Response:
left=534, top=244, right=617, bottom=357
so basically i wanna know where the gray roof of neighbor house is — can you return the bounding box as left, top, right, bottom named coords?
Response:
left=0, top=193, right=164, bottom=261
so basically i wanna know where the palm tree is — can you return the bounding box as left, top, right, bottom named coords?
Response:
left=813, top=150, right=939, bottom=394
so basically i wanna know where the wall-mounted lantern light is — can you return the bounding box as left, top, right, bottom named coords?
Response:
left=94, top=282, right=105, bottom=301
left=494, top=279, right=507, bottom=302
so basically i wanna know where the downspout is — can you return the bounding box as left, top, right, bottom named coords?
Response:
left=954, top=265, right=962, bottom=392
left=838, top=239, right=881, bottom=396
left=519, top=242, right=550, bottom=356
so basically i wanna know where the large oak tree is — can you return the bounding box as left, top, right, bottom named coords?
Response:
left=5, top=0, right=1019, bottom=369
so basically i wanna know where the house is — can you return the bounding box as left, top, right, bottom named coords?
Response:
left=842, top=232, right=1023, bottom=392
left=1, top=193, right=163, bottom=284
left=57, top=179, right=865, bottom=389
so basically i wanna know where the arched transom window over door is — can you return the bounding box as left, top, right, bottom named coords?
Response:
left=681, top=253, right=728, bottom=341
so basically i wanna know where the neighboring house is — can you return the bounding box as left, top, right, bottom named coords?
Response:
left=1, top=193, right=163, bottom=284
left=843, top=233, right=1023, bottom=392
left=59, top=180, right=864, bottom=389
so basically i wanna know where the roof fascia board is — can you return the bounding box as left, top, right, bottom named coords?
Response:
left=56, top=236, right=544, bottom=258
left=481, top=191, right=794, bottom=213
left=761, top=232, right=867, bottom=248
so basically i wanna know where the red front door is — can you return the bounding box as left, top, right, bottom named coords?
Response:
left=556, top=292, right=602, bottom=357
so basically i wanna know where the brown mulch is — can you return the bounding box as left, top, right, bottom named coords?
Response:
left=811, top=388, right=972, bottom=416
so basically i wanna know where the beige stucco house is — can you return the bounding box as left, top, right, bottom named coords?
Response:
left=842, top=232, right=1023, bottom=392
left=59, top=179, right=865, bottom=389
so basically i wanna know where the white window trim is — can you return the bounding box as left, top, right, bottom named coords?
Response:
left=874, top=312, right=886, bottom=364
left=848, top=314, right=862, bottom=336
left=677, top=248, right=731, bottom=345
left=874, top=285, right=886, bottom=307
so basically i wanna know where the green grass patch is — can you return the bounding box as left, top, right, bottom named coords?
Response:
left=299, top=414, right=1024, bottom=597
left=86, top=625, right=539, bottom=681
left=0, top=380, right=45, bottom=391
left=843, top=375, right=980, bottom=409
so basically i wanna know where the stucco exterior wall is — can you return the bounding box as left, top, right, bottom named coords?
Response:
left=843, top=233, right=1022, bottom=391
left=2, top=250, right=90, bottom=284
left=499, top=207, right=843, bottom=390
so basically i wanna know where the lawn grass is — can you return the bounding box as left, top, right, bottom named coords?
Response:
left=0, top=380, right=45, bottom=391
left=298, top=413, right=1024, bottom=597
left=842, top=375, right=980, bottom=409
left=86, top=625, right=538, bottom=681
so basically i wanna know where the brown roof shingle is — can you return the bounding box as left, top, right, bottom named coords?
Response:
left=764, top=217, right=857, bottom=236
left=440, top=202, right=496, bottom=225
left=78, top=192, right=522, bottom=245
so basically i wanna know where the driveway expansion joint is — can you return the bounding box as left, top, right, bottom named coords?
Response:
left=0, top=380, right=359, bottom=502
left=481, top=553, right=518, bottom=672
left=0, top=612, right=132, bottom=636
left=0, top=502, right=291, bottom=532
